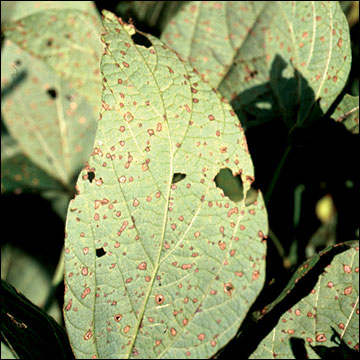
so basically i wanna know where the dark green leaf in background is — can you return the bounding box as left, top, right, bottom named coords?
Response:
left=1, top=280, right=74, bottom=360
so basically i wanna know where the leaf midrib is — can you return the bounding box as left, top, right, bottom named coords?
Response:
left=99, top=18, right=175, bottom=358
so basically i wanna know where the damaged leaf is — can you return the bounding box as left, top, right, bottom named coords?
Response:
left=64, top=10, right=268, bottom=359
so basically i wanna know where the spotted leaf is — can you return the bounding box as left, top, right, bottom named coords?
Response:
left=161, top=1, right=265, bottom=89
left=64, top=10, right=268, bottom=359
left=331, top=94, right=359, bottom=134
left=162, top=2, right=351, bottom=129
left=3, top=7, right=103, bottom=112
left=1, top=38, right=97, bottom=187
left=250, top=241, right=359, bottom=359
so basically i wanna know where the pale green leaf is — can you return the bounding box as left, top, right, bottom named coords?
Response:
left=1, top=39, right=97, bottom=186
left=331, top=94, right=359, bottom=134
left=3, top=8, right=103, bottom=112
left=250, top=241, right=359, bottom=359
left=64, top=10, right=268, bottom=359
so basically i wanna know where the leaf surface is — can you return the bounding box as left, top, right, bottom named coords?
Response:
left=250, top=241, right=359, bottom=359
left=331, top=94, right=359, bottom=134
left=64, top=11, right=268, bottom=359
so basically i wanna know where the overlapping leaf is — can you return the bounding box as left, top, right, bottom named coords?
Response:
left=162, top=1, right=352, bottom=129
left=331, top=94, right=359, bottom=134
left=64, top=10, right=268, bottom=359
left=250, top=241, right=359, bottom=359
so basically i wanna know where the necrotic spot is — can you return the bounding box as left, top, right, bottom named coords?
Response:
left=172, top=173, right=186, bottom=184
left=87, top=171, right=95, bottom=183
left=131, top=32, right=152, bottom=48
left=47, top=88, right=57, bottom=99
left=96, top=247, right=106, bottom=257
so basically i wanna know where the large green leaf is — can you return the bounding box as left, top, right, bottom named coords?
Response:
left=250, top=241, right=359, bottom=359
left=162, top=1, right=352, bottom=129
left=64, top=10, right=268, bottom=359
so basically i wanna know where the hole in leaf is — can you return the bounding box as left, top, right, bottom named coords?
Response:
left=172, top=173, right=186, bottom=184
left=87, top=171, right=95, bottom=183
left=131, top=32, right=152, bottom=48
left=46, top=88, right=57, bottom=99
left=214, top=168, right=258, bottom=205
left=96, top=248, right=106, bottom=257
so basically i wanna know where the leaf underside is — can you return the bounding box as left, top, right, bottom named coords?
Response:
left=64, top=11, right=267, bottom=359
